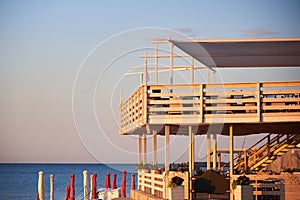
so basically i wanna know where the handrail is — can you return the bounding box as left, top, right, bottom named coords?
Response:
left=222, top=133, right=299, bottom=172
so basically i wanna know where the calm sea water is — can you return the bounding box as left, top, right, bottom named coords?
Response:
left=0, top=163, right=137, bottom=200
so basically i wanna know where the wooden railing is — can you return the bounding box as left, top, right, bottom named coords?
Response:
left=222, top=133, right=300, bottom=172
left=119, top=81, right=300, bottom=134
left=138, top=170, right=189, bottom=199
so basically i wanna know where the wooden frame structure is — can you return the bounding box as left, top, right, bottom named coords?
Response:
left=119, top=38, right=300, bottom=200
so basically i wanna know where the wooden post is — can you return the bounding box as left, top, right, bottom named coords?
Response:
left=212, top=133, right=217, bottom=171
left=83, top=170, right=88, bottom=200
left=189, top=125, right=195, bottom=200
left=153, top=130, right=157, bottom=167
left=38, top=171, right=44, bottom=200
left=206, top=132, right=211, bottom=170
left=218, top=153, right=221, bottom=172
left=138, top=134, right=142, bottom=164
left=143, top=133, right=147, bottom=165
left=155, top=43, right=158, bottom=84
left=190, top=57, right=194, bottom=84
left=256, top=82, right=261, bottom=122
left=229, top=124, right=234, bottom=200
left=50, top=174, right=54, bottom=200
left=165, top=125, right=170, bottom=173
left=169, top=42, right=174, bottom=85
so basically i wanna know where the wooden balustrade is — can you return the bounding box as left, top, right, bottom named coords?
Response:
left=119, top=81, right=300, bottom=135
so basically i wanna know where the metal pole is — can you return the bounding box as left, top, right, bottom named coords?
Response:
left=144, top=52, right=148, bottom=85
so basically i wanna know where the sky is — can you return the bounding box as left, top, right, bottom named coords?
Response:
left=0, top=0, right=300, bottom=163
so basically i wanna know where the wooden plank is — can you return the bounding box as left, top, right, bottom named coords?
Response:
left=149, top=92, right=200, bottom=97
left=262, top=89, right=300, bottom=95
left=263, top=81, right=300, bottom=87
left=149, top=107, right=201, bottom=112
left=205, top=90, right=257, bottom=96
left=149, top=84, right=199, bottom=90
left=205, top=82, right=257, bottom=88
left=205, top=98, right=257, bottom=103
left=205, top=106, right=257, bottom=111
left=149, top=99, right=200, bottom=104
left=262, top=97, right=300, bottom=102
left=262, top=105, right=300, bottom=110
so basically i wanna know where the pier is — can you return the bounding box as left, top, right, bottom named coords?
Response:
left=119, top=38, right=300, bottom=200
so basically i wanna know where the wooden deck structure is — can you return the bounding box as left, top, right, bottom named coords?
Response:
left=119, top=38, right=300, bottom=200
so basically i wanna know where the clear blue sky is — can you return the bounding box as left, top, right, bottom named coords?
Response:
left=0, top=0, right=299, bottom=163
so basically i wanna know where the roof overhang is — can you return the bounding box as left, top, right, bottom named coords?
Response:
left=171, top=38, right=300, bottom=68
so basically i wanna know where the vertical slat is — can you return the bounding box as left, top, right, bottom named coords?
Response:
left=200, top=84, right=204, bottom=123
left=256, top=82, right=261, bottom=122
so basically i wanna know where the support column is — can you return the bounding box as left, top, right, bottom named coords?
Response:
left=138, top=134, right=142, bottom=164
left=143, top=133, right=147, bottom=165
left=206, top=132, right=211, bottom=170
left=229, top=124, right=234, bottom=200
left=165, top=125, right=170, bottom=173
left=152, top=130, right=157, bottom=167
left=212, top=133, right=217, bottom=171
left=188, top=126, right=195, bottom=176
left=218, top=153, right=221, bottom=172
left=188, top=126, right=195, bottom=200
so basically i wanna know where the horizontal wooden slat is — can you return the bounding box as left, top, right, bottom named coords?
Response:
left=262, top=89, right=300, bottom=95
left=205, top=98, right=257, bottom=103
left=205, top=106, right=257, bottom=111
left=149, top=107, right=201, bottom=112
left=205, top=90, right=257, bottom=96
left=149, top=92, right=200, bottom=97
left=262, top=97, right=300, bottom=102
left=148, top=84, right=199, bottom=90
left=149, top=99, right=200, bottom=104
left=262, top=81, right=300, bottom=87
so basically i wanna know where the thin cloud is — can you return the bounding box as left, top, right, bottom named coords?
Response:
left=241, top=28, right=281, bottom=37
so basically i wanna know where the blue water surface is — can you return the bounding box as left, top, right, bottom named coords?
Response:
left=0, top=163, right=137, bottom=200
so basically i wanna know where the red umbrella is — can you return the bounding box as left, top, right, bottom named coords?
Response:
left=112, top=173, right=117, bottom=189
left=121, top=170, right=127, bottom=197
left=131, top=174, right=135, bottom=190
left=70, top=174, right=75, bottom=200
left=104, top=173, right=111, bottom=188
left=36, top=193, right=40, bottom=200
left=91, top=174, right=97, bottom=199
left=64, top=185, right=70, bottom=200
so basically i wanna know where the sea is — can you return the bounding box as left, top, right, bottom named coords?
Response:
left=0, top=163, right=137, bottom=200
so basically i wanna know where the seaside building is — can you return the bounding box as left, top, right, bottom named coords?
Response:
left=119, top=38, right=300, bottom=200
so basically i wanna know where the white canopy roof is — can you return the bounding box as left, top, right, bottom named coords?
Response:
left=172, top=38, right=300, bottom=68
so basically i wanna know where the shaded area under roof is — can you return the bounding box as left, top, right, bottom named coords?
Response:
left=172, top=38, right=300, bottom=68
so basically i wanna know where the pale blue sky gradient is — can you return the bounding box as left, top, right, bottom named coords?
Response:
left=0, top=0, right=300, bottom=163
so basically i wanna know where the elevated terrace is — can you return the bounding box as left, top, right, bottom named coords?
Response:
left=120, top=81, right=300, bottom=136
left=119, top=38, right=300, bottom=200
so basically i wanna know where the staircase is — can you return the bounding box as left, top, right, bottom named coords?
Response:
left=224, top=133, right=300, bottom=172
